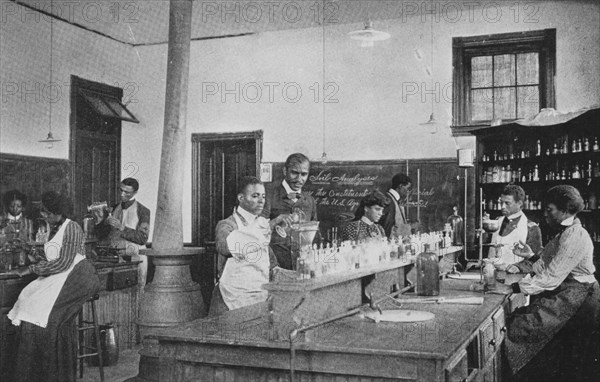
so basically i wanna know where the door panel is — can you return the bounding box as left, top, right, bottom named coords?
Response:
left=74, top=136, right=118, bottom=221
left=197, top=139, right=257, bottom=246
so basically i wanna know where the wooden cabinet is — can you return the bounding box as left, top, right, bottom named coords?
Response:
left=470, top=108, right=600, bottom=272
left=153, top=278, right=523, bottom=382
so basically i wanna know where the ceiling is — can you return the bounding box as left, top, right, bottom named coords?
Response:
left=13, top=0, right=429, bottom=45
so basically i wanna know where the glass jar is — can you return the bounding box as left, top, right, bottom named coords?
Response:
left=483, top=260, right=496, bottom=288
left=416, top=244, right=440, bottom=296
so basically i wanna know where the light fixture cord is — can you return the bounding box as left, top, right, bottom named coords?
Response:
left=49, top=0, right=53, bottom=135
left=322, top=0, right=326, bottom=158
left=430, top=0, right=434, bottom=116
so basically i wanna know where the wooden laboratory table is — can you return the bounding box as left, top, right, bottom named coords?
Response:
left=151, top=273, right=525, bottom=382
left=0, top=260, right=142, bottom=380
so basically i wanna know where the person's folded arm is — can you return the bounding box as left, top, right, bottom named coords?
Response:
left=519, top=227, right=589, bottom=295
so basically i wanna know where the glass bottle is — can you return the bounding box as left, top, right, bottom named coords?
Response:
left=416, top=244, right=440, bottom=296
left=572, top=165, right=581, bottom=179
left=536, top=139, right=541, bottom=156
left=593, top=138, right=600, bottom=152
left=447, top=207, right=464, bottom=245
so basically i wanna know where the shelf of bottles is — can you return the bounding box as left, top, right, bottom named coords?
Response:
left=477, top=133, right=600, bottom=245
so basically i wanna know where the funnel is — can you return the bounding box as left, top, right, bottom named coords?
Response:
left=295, top=221, right=320, bottom=247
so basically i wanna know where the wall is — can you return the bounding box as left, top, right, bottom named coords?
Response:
left=2, top=1, right=599, bottom=242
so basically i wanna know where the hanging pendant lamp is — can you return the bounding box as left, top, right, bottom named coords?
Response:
left=419, top=0, right=439, bottom=134
left=348, top=20, right=391, bottom=48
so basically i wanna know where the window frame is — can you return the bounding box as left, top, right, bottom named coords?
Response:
left=452, top=29, right=556, bottom=135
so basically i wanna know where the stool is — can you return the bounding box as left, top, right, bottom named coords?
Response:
left=77, top=294, right=104, bottom=382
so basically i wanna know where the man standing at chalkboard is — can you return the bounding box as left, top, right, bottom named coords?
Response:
left=380, top=173, right=412, bottom=239
left=261, top=153, right=318, bottom=270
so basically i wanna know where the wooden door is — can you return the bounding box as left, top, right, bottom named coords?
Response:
left=73, top=132, right=119, bottom=220
left=193, top=135, right=261, bottom=246
left=70, top=76, right=121, bottom=223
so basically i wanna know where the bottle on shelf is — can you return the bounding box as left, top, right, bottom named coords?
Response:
left=589, top=193, right=597, bottom=210
left=536, top=139, right=541, bottom=156
left=562, top=137, right=569, bottom=154
left=553, top=143, right=559, bottom=155
left=593, top=137, right=599, bottom=152
left=584, top=138, right=590, bottom=152
left=587, top=160, right=593, bottom=178
left=577, top=138, right=583, bottom=152
left=572, top=164, right=581, bottom=179
left=533, top=165, right=539, bottom=181
left=594, top=162, right=600, bottom=178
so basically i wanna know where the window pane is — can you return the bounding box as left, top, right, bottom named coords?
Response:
left=493, top=87, right=516, bottom=119
left=517, top=86, right=540, bottom=118
left=471, top=88, right=493, bottom=121
left=104, top=97, right=139, bottom=122
left=81, top=91, right=117, bottom=118
left=517, top=53, right=539, bottom=85
left=494, top=54, right=516, bottom=86
left=471, top=56, right=492, bottom=88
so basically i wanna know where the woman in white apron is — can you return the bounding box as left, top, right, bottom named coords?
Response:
left=6, top=191, right=100, bottom=382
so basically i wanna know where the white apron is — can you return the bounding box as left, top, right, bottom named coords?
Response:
left=8, top=219, right=84, bottom=328
left=219, top=211, right=271, bottom=310
left=111, top=201, right=147, bottom=288
left=489, top=213, right=529, bottom=266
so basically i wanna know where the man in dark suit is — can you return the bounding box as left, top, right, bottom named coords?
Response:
left=380, top=173, right=412, bottom=239
left=261, top=153, right=318, bottom=270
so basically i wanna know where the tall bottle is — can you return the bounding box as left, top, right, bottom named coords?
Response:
left=416, top=244, right=440, bottom=296
left=447, top=206, right=464, bottom=245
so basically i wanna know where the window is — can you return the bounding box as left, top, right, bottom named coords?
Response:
left=452, top=29, right=555, bottom=131
left=80, top=89, right=139, bottom=123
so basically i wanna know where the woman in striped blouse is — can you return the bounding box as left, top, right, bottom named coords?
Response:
left=7, top=191, right=100, bottom=382
left=495, top=185, right=599, bottom=382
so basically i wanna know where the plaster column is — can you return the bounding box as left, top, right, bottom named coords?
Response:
left=133, top=1, right=203, bottom=380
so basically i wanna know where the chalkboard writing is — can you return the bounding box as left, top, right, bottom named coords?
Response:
left=266, top=159, right=475, bottom=240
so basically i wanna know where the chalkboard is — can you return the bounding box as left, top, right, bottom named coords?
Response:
left=265, top=158, right=476, bottom=240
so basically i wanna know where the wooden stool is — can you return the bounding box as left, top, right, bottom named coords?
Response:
left=77, top=293, right=104, bottom=382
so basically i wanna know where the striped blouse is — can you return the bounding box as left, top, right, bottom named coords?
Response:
left=518, top=218, right=596, bottom=295
left=28, top=220, right=85, bottom=276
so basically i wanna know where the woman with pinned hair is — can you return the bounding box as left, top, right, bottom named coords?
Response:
left=0, top=189, right=34, bottom=243
left=7, top=191, right=100, bottom=382
left=492, top=185, right=600, bottom=381
left=340, top=190, right=390, bottom=242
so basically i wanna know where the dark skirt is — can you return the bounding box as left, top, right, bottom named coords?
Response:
left=505, top=278, right=600, bottom=382
left=11, top=260, right=101, bottom=382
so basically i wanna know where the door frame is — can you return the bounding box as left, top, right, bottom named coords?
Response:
left=70, top=76, right=122, bottom=221
left=191, top=131, right=263, bottom=246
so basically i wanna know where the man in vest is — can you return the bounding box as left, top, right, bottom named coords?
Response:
left=261, top=153, right=318, bottom=270
left=94, top=178, right=151, bottom=288
left=380, top=173, right=412, bottom=239
left=487, top=185, right=542, bottom=272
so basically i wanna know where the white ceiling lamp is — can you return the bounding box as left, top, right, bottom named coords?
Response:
left=419, top=0, right=439, bottom=134
left=39, top=0, right=61, bottom=149
left=348, top=19, right=390, bottom=48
